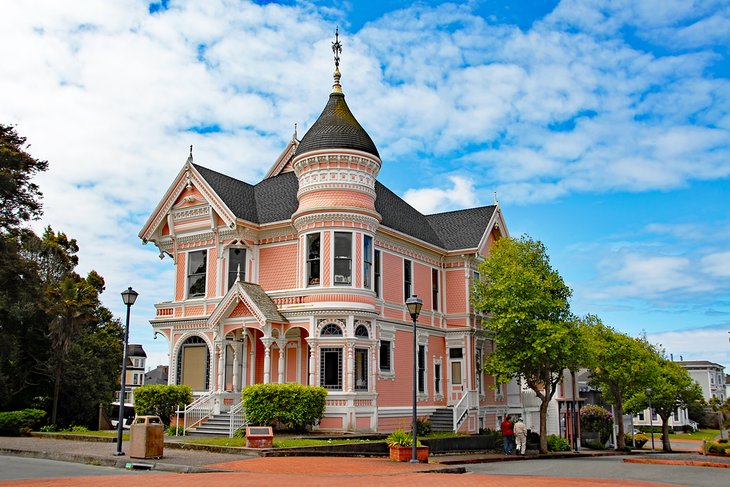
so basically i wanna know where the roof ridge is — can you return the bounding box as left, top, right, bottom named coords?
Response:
left=425, top=205, right=496, bottom=217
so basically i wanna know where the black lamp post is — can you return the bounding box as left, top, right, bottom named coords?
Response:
left=406, top=295, right=423, bottom=463
left=646, top=387, right=655, bottom=451
left=114, top=286, right=138, bottom=456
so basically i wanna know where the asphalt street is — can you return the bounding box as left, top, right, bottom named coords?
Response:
left=465, top=455, right=729, bottom=487
left=0, top=456, right=148, bottom=481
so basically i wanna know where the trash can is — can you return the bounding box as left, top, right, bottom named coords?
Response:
left=129, top=415, right=164, bottom=459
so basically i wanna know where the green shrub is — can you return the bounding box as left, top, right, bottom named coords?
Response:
left=39, top=424, right=57, bottom=433
left=547, top=434, right=571, bottom=452
left=580, top=405, right=613, bottom=444
left=386, top=429, right=422, bottom=447
left=0, top=409, right=46, bottom=436
left=706, top=442, right=730, bottom=455
left=134, top=384, right=193, bottom=426
left=585, top=440, right=607, bottom=450
left=625, top=433, right=648, bottom=448
left=165, top=425, right=183, bottom=436
left=233, top=427, right=246, bottom=438
left=242, top=383, right=327, bottom=431
left=415, top=418, right=431, bottom=436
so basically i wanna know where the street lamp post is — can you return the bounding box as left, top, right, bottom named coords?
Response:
left=646, top=387, right=655, bottom=451
left=114, top=287, right=138, bottom=456
left=406, top=295, right=423, bottom=464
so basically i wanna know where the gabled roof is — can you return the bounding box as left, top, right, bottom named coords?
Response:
left=191, top=163, right=496, bottom=251
left=207, top=280, right=287, bottom=327
left=128, top=344, right=147, bottom=357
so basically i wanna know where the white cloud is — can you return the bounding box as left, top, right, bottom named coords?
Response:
left=403, top=175, right=479, bottom=214
left=645, top=326, right=730, bottom=368
left=701, top=251, right=730, bottom=277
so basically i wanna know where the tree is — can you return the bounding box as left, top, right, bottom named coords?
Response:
left=625, top=358, right=703, bottom=452
left=473, top=235, right=586, bottom=454
left=0, top=124, right=48, bottom=232
left=583, top=316, right=657, bottom=450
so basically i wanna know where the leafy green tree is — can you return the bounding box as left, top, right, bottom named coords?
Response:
left=625, top=358, right=703, bottom=452
left=473, top=235, right=585, bottom=453
left=583, top=316, right=657, bottom=449
left=134, top=385, right=193, bottom=426
left=0, top=124, right=48, bottom=232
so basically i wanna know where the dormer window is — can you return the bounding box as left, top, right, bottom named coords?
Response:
left=307, top=233, right=321, bottom=286
left=333, top=232, right=352, bottom=285
left=227, top=248, right=246, bottom=290
left=187, top=250, right=207, bottom=298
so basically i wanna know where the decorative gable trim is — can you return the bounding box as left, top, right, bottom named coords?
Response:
left=139, top=161, right=237, bottom=242
left=207, top=281, right=287, bottom=328
left=264, top=137, right=299, bottom=179
left=476, top=205, right=509, bottom=256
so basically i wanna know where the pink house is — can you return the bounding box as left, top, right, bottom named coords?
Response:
left=139, top=43, right=510, bottom=433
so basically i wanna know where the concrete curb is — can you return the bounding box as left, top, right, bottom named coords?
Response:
left=0, top=447, right=230, bottom=474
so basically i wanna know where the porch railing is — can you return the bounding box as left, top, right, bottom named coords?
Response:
left=178, top=391, right=215, bottom=436
left=228, top=401, right=247, bottom=438
left=453, top=389, right=478, bottom=431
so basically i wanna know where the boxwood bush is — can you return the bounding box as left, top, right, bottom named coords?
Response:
left=0, top=409, right=46, bottom=436
left=242, top=383, right=327, bottom=431
left=547, top=434, right=571, bottom=452
left=134, top=384, right=192, bottom=426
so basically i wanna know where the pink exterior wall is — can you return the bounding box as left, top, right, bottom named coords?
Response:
left=258, top=244, right=297, bottom=291
left=355, top=232, right=362, bottom=288
left=322, top=232, right=331, bottom=287
left=381, top=252, right=402, bottom=304
left=445, top=268, right=466, bottom=315
left=413, top=262, right=430, bottom=313
left=297, top=191, right=375, bottom=212
left=206, top=246, right=218, bottom=297
left=175, top=252, right=186, bottom=301
left=376, top=329, right=415, bottom=407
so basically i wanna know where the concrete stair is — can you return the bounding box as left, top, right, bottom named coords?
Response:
left=189, top=413, right=231, bottom=437
left=429, top=407, right=453, bottom=432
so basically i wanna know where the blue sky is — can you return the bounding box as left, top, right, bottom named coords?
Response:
left=1, top=0, right=728, bottom=370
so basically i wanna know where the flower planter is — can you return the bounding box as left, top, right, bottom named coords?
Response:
left=389, top=445, right=429, bottom=463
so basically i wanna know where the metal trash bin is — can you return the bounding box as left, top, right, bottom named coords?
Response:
left=129, top=415, right=164, bottom=459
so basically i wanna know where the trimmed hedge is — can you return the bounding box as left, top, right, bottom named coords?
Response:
left=133, top=384, right=192, bottom=426
left=242, top=383, right=327, bottom=431
left=0, top=409, right=46, bottom=436
left=547, top=434, right=571, bottom=452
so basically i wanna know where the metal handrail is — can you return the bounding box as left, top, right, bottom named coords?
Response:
left=453, top=390, right=478, bottom=431
left=228, top=401, right=247, bottom=438
left=178, top=391, right=215, bottom=436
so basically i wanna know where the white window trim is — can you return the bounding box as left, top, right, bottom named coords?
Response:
left=305, top=232, right=322, bottom=287
left=332, top=231, right=353, bottom=287
left=433, top=357, right=443, bottom=401
left=417, top=333, right=428, bottom=401
left=378, top=326, right=395, bottom=379
left=186, top=248, right=208, bottom=300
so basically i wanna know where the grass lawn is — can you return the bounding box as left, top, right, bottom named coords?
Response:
left=183, top=437, right=379, bottom=448
left=43, top=430, right=129, bottom=440
left=667, top=429, right=720, bottom=442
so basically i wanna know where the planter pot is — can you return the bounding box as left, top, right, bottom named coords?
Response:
left=389, top=445, right=429, bottom=463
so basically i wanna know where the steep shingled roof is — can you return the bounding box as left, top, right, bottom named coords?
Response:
left=294, top=92, right=379, bottom=158
left=193, top=163, right=495, bottom=251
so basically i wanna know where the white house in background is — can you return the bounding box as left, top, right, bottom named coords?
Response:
left=115, top=344, right=147, bottom=405
left=678, top=361, right=726, bottom=402
left=633, top=360, right=726, bottom=432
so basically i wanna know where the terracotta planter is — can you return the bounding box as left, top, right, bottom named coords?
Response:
left=389, top=445, right=429, bottom=462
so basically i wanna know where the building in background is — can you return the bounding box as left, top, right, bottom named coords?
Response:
left=115, top=344, right=146, bottom=405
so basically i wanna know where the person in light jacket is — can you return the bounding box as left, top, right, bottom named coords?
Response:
left=514, top=417, right=527, bottom=455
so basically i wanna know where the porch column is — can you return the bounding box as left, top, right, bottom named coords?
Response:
left=232, top=344, right=240, bottom=392
left=277, top=339, right=286, bottom=384
left=370, top=345, right=377, bottom=393
left=261, top=338, right=273, bottom=384
left=306, top=338, right=316, bottom=386
left=346, top=340, right=355, bottom=393
left=216, top=343, right=224, bottom=392
left=241, top=335, right=248, bottom=388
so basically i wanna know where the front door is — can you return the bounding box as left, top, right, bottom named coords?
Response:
left=448, top=348, right=464, bottom=404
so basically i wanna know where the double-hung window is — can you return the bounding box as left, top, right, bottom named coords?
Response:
left=374, top=250, right=381, bottom=297
left=307, top=233, right=321, bottom=286
left=363, top=235, right=373, bottom=289
left=227, top=248, right=246, bottom=290
left=417, top=345, right=426, bottom=393
left=187, top=250, right=207, bottom=298
left=379, top=340, right=391, bottom=373
left=432, top=268, right=439, bottom=311
left=403, top=259, right=412, bottom=299
left=334, top=232, right=352, bottom=285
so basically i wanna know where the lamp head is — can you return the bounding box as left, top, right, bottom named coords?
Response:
left=121, top=287, right=138, bottom=306
left=405, top=295, right=423, bottom=321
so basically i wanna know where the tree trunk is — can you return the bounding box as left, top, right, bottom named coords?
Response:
left=539, top=397, right=549, bottom=454
left=51, top=361, right=62, bottom=426
left=615, top=400, right=625, bottom=450
left=661, top=415, right=672, bottom=452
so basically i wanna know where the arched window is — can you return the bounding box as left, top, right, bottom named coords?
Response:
left=320, top=323, right=343, bottom=337
left=354, top=324, right=369, bottom=338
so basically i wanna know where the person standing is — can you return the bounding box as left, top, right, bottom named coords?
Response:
left=501, top=415, right=514, bottom=454
left=514, top=417, right=527, bottom=455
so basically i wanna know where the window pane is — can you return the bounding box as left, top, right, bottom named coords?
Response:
left=355, top=348, right=368, bottom=391
left=320, top=348, right=342, bottom=390
left=418, top=345, right=425, bottom=393
left=434, top=364, right=441, bottom=394
left=227, top=248, right=246, bottom=290
left=451, top=361, right=462, bottom=384
left=187, top=250, right=207, bottom=297
left=363, top=236, right=372, bottom=289
left=404, top=259, right=412, bottom=299
left=379, top=341, right=391, bottom=371
left=188, top=275, right=205, bottom=297
left=432, top=268, right=439, bottom=311
left=307, top=234, right=320, bottom=286
left=374, top=250, right=381, bottom=297
left=334, top=233, right=352, bottom=286
left=449, top=348, right=463, bottom=359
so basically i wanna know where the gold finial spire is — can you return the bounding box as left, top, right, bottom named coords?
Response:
left=331, top=26, right=343, bottom=93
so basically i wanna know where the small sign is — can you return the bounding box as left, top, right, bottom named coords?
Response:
left=247, top=426, right=273, bottom=436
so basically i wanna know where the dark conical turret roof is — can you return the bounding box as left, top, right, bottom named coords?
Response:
left=295, top=91, right=379, bottom=158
